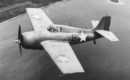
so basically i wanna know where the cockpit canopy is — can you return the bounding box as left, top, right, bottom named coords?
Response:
left=48, top=25, right=62, bottom=32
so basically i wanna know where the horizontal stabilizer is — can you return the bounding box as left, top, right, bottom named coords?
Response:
left=91, top=20, right=99, bottom=28
left=96, top=30, right=119, bottom=41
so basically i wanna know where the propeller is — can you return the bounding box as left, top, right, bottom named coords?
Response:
left=14, top=25, right=23, bottom=56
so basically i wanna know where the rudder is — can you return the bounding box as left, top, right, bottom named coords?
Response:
left=95, top=16, right=111, bottom=31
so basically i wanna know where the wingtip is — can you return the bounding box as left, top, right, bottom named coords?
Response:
left=113, top=38, right=119, bottom=41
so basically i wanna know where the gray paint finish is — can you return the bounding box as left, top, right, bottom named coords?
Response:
left=0, top=0, right=130, bottom=80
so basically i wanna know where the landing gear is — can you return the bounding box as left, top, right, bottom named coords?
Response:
left=93, top=39, right=96, bottom=44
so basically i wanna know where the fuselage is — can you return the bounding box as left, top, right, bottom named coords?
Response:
left=20, top=25, right=102, bottom=50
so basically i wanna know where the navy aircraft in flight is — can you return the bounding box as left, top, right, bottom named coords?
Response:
left=14, top=8, right=119, bottom=74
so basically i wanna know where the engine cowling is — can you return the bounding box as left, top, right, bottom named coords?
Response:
left=21, top=31, right=41, bottom=49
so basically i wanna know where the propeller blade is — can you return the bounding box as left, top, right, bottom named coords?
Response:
left=18, top=25, right=21, bottom=40
left=19, top=43, right=22, bottom=56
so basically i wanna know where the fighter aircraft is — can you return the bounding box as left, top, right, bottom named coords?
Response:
left=14, top=8, right=119, bottom=74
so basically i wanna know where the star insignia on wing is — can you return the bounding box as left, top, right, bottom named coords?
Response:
left=32, top=14, right=42, bottom=20
left=79, top=31, right=88, bottom=42
left=56, top=55, right=71, bottom=63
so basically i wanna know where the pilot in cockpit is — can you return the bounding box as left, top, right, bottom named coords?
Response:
left=48, top=25, right=61, bottom=32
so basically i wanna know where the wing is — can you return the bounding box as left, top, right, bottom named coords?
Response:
left=41, top=40, right=84, bottom=74
left=26, top=8, right=54, bottom=31
left=96, top=30, right=119, bottom=41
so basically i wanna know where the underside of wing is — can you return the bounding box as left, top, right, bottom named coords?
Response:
left=26, top=8, right=54, bottom=31
left=96, top=30, right=119, bottom=41
left=41, top=40, right=84, bottom=74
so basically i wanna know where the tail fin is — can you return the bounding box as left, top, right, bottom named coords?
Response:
left=92, top=16, right=119, bottom=41
left=95, top=16, right=111, bottom=31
